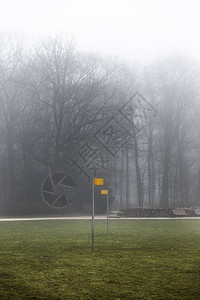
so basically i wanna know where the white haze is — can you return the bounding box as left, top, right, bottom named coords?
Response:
left=0, top=0, right=200, bottom=62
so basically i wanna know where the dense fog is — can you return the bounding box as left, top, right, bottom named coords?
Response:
left=0, top=33, right=199, bottom=215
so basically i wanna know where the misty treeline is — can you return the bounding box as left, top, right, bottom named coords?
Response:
left=0, top=33, right=200, bottom=215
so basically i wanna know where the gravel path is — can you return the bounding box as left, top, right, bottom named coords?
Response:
left=0, top=216, right=200, bottom=221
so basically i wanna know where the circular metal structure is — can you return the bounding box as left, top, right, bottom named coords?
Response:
left=41, top=172, right=77, bottom=208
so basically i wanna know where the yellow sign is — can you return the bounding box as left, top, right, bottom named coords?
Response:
left=101, top=190, right=108, bottom=195
left=94, top=178, right=104, bottom=185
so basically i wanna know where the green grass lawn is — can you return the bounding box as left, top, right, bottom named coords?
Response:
left=0, top=219, right=200, bottom=299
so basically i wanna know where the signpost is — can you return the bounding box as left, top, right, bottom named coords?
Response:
left=101, top=190, right=109, bottom=234
left=92, top=178, right=104, bottom=250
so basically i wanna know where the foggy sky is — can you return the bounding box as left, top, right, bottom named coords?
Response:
left=1, top=0, right=200, bottom=62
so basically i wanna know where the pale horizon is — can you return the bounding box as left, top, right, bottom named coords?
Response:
left=0, top=0, right=200, bottom=62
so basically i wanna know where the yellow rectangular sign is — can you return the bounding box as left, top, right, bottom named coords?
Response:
left=94, top=178, right=104, bottom=185
left=101, top=190, right=108, bottom=195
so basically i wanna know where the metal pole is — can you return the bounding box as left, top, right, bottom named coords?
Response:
left=92, top=178, right=94, bottom=250
left=107, top=193, right=109, bottom=234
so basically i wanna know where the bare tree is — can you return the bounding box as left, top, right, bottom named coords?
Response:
left=0, top=33, right=32, bottom=206
left=144, top=56, right=198, bottom=208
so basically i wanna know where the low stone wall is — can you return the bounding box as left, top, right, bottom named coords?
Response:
left=119, top=208, right=200, bottom=218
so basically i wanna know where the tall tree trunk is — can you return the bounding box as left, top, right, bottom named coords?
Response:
left=125, top=146, right=129, bottom=207
left=119, top=149, right=124, bottom=208
left=148, top=124, right=154, bottom=207
left=6, top=125, right=16, bottom=206
left=159, top=147, right=170, bottom=208
left=134, top=136, right=143, bottom=207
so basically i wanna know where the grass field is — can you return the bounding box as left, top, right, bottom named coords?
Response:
left=0, top=219, right=200, bottom=299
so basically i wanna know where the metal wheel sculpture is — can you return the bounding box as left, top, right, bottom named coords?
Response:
left=41, top=172, right=77, bottom=208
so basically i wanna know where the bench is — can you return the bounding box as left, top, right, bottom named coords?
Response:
left=172, top=209, right=187, bottom=217
left=194, top=209, right=200, bottom=215
left=109, top=211, right=120, bottom=218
